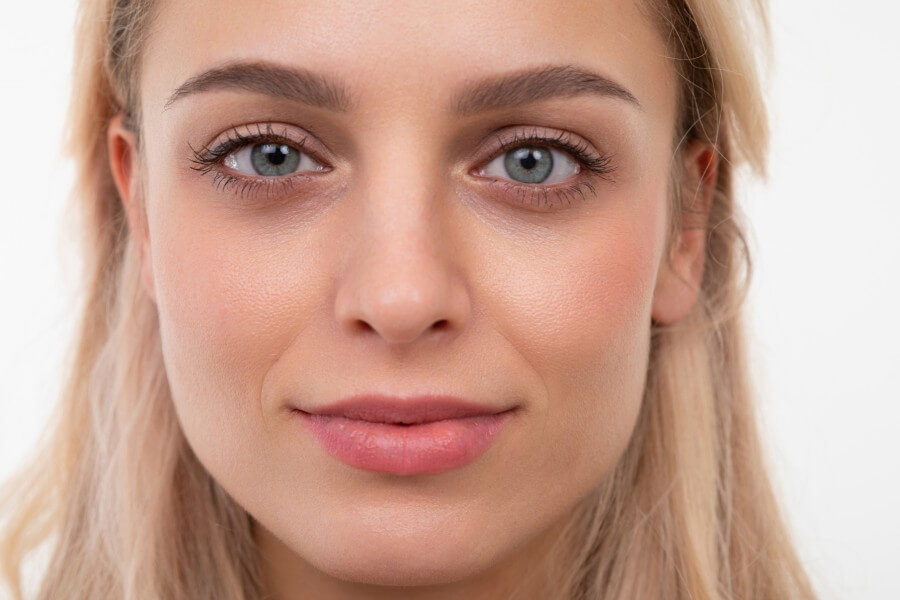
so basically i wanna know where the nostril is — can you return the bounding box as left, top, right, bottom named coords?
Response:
left=352, top=320, right=377, bottom=335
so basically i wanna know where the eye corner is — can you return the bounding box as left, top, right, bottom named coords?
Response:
left=468, top=162, right=488, bottom=179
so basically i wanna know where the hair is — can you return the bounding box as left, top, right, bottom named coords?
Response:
left=0, top=0, right=817, bottom=598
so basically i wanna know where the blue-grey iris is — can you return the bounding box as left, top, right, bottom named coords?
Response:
left=251, top=143, right=301, bottom=176
left=504, top=146, right=553, bottom=184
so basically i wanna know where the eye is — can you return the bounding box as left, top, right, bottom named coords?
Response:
left=479, top=145, right=580, bottom=185
left=223, top=143, right=328, bottom=177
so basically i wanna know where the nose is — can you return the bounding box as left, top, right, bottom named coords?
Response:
left=333, top=161, right=471, bottom=347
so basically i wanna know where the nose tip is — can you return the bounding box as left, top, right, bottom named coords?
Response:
left=336, top=273, right=466, bottom=345
left=334, top=245, right=470, bottom=346
left=342, top=284, right=455, bottom=344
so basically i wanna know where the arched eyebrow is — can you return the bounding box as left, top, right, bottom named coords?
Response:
left=164, top=61, right=641, bottom=113
left=453, top=64, right=641, bottom=114
left=164, top=61, right=354, bottom=111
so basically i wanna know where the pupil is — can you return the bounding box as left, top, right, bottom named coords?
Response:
left=519, top=151, right=538, bottom=170
left=262, top=144, right=288, bottom=166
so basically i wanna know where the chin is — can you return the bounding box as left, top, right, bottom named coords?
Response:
left=307, top=537, right=496, bottom=587
left=276, top=510, right=512, bottom=589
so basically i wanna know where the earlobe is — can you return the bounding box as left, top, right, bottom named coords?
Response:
left=651, top=140, right=718, bottom=325
left=107, top=113, right=156, bottom=303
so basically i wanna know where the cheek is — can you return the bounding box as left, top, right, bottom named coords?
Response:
left=148, top=201, right=325, bottom=462
left=482, top=199, right=665, bottom=489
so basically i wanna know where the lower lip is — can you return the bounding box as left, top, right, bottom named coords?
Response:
left=294, top=409, right=515, bottom=476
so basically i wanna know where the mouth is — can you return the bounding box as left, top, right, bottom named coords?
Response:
left=290, top=394, right=518, bottom=476
left=294, top=393, right=516, bottom=424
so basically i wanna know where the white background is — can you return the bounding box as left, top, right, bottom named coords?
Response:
left=1, top=2, right=898, bottom=599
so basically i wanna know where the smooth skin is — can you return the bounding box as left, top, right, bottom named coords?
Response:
left=108, top=0, right=716, bottom=598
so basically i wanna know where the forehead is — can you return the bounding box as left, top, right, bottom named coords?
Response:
left=143, top=0, right=674, bottom=126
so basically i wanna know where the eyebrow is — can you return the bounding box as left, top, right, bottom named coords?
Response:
left=164, top=62, right=353, bottom=111
left=453, top=64, right=641, bottom=114
left=164, top=61, right=641, bottom=113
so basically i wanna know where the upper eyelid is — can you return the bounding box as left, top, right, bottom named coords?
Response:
left=486, top=136, right=578, bottom=164
left=201, top=123, right=325, bottom=160
left=478, top=127, right=604, bottom=164
left=491, top=125, right=590, bottom=148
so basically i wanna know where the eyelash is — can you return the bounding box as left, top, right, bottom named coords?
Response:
left=485, top=128, right=615, bottom=209
left=189, top=123, right=316, bottom=201
left=188, top=124, right=616, bottom=208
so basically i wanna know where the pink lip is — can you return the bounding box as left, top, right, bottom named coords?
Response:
left=292, top=394, right=517, bottom=476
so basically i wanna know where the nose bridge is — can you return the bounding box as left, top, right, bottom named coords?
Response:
left=333, top=125, right=469, bottom=345
left=360, top=129, right=442, bottom=243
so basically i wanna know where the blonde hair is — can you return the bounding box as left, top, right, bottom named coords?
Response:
left=0, top=0, right=817, bottom=598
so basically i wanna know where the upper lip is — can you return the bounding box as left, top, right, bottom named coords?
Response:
left=296, top=394, right=515, bottom=424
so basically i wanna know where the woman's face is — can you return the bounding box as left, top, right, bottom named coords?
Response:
left=113, top=0, right=709, bottom=595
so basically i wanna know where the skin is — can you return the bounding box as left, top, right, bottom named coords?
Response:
left=108, top=0, right=716, bottom=597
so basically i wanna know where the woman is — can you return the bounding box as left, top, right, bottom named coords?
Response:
left=0, top=0, right=817, bottom=598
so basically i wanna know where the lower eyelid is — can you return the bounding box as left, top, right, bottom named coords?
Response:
left=474, top=175, right=597, bottom=211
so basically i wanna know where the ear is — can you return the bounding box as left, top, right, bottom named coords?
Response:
left=108, top=113, right=156, bottom=304
left=651, top=140, right=718, bottom=325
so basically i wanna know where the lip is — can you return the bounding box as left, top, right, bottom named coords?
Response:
left=292, top=394, right=517, bottom=476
